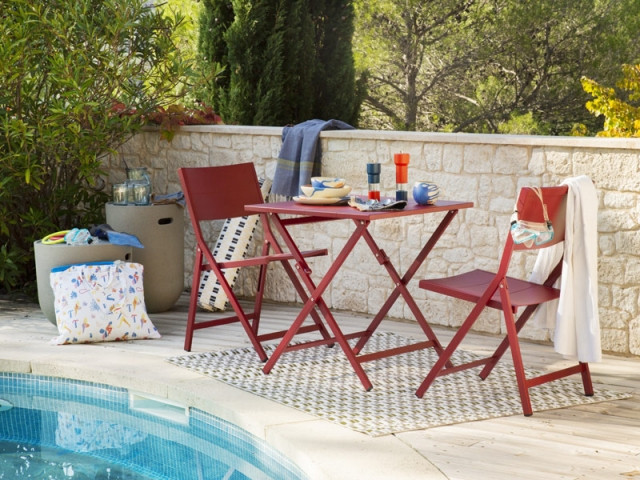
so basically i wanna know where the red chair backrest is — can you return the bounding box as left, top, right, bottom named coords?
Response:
left=178, top=163, right=265, bottom=222
left=512, top=185, right=568, bottom=251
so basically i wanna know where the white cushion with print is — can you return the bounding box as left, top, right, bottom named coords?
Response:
left=197, top=178, right=272, bottom=311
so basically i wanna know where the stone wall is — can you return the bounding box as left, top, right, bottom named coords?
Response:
left=110, top=126, right=640, bottom=357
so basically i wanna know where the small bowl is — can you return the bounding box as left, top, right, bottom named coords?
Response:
left=300, top=184, right=352, bottom=198
left=310, top=177, right=346, bottom=189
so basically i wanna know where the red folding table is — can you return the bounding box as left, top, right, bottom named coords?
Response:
left=245, top=197, right=473, bottom=391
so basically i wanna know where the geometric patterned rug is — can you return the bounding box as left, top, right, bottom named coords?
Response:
left=167, top=332, right=632, bottom=437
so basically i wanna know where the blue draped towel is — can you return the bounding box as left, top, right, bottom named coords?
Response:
left=271, top=119, right=354, bottom=197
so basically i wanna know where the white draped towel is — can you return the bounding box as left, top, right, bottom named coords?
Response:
left=529, top=176, right=602, bottom=362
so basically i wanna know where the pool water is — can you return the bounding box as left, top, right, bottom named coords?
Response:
left=0, top=373, right=307, bottom=480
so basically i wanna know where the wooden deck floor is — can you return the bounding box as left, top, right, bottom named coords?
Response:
left=150, top=295, right=640, bottom=480
left=2, top=294, right=639, bottom=479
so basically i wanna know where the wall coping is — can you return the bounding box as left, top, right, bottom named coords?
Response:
left=146, top=124, right=640, bottom=150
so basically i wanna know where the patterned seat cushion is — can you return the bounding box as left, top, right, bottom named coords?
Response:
left=197, top=178, right=272, bottom=311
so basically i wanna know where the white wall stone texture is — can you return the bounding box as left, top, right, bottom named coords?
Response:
left=110, top=126, right=640, bottom=357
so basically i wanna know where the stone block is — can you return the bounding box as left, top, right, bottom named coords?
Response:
left=630, top=318, right=640, bottom=355
left=252, top=135, right=272, bottom=158
left=469, top=225, right=499, bottom=247
left=600, top=328, right=627, bottom=354
left=574, top=151, right=639, bottom=191
left=545, top=148, right=572, bottom=175
left=327, top=138, right=352, bottom=152
left=599, top=308, right=630, bottom=329
left=529, top=148, right=546, bottom=175
left=442, top=144, right=463, bottom=173
left=494, top=146, right=529, bottom=174
left=423, top=143, right=443, bottom=171
left=616, top=231, right=640, bottom=255
left=611, top=285, right=639, bottom=317
left=599, top=234, right=616, bottom=255
left=604, top=191, right=636, bottom=208
left=212, top=134, right=232, bottom=148
left=463, top=145, right=493, bottom=173
left=492, top=175, right=517, bottom=199
left=169, top=132, right=191, bottom=151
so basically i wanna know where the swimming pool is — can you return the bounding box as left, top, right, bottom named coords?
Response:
left=0, top=373, right=308, bottom=479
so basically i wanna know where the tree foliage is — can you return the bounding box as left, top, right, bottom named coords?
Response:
left=0, top=0, right=190, bottom=295
left=355, top=0, right=487, bottom=131
left=199, top=0, right=360, bottom=126
left=197, top=0, right=234, bottom=110
left=226, top=0, right=316, bottom=125
left=582, top=64, right=640, bottom=137
left=309, top=0, right=361, bottom=123
left=458, top=0, right=640, bottom=135
left=354, top=0, right=640, bottom=134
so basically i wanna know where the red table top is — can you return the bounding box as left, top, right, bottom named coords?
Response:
left=246, top=198, right=474, bottom=221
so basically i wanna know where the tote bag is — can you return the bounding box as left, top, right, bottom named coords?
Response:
left=50, top=261, right=160, bottom=345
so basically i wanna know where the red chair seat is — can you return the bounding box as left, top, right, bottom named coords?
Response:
left=419, top=269, right=561, bottom=312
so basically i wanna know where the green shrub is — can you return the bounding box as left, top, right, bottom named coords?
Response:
left=0, top=0, right=191, bottom=297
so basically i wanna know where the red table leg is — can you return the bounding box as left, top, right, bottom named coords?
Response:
left=260, top=209, right=460, bottom=391
left=262, top=215, right=375, bottom=390
left=353, top=210, right=459, bottom=358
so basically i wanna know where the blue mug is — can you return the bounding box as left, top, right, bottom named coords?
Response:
left=412, top=182, right=439, bottom=205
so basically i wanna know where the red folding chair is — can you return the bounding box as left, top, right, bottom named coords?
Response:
left=178, top=163, right=330, bottom=359
left=416, top=185, right=594, bottom=415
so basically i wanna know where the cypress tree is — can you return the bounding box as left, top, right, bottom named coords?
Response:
left=197, top=0, right=234, bottom=114
left=199, top=0, right=360, bottom=126
left=254, top=0, right=315, bottom=125
left=311, top=0, right=359, bottom=125
left=223, top=0, right=269, bottom=124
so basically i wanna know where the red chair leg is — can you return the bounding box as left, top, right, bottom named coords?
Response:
left=581, top=362, right=594, bottom=396
left=479, top=303, right=537, bottom=380
left=499, top=282, right=533, bottom=416
left=415, top=302, right=485, bottom=398
left=223, top=284, right=269, bottom=362
left=184, top=249, right=204, bottom=352
left=480, top=263, right=563, bottom=381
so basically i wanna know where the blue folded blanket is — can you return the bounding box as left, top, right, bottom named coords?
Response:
left=271, top=119, right=354, bottom=197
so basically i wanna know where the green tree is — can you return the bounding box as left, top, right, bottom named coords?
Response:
left=454, top=0, right=640, bottom=135
left=248, top=0, right=316, bottom=125
left=582, top=64, right=640, bottom=137
left=310, top=0, right=360, bottom=124
left=354, top=0, right=640, bottom=134
left=199, top=0, right=359, bottom=126
left=0, top=0, right=190, bottom=295
left=197, top=0, right=234, bottom=110
left=354, top=0, right=493, bottom=131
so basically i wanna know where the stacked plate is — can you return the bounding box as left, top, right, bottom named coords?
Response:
left=294, top=177, right=352, bottom=205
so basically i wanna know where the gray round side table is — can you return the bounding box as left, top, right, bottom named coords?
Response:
left=105, top=202, right=185, bottom=313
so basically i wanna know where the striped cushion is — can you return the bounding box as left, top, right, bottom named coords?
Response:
left=197, top=178, right=272, bottom=311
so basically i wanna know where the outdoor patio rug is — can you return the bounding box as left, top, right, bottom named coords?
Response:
left=167, top=332, right=632, bottom=436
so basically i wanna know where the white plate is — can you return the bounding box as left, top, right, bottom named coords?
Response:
left=292, top=196, right=349, bottom=205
